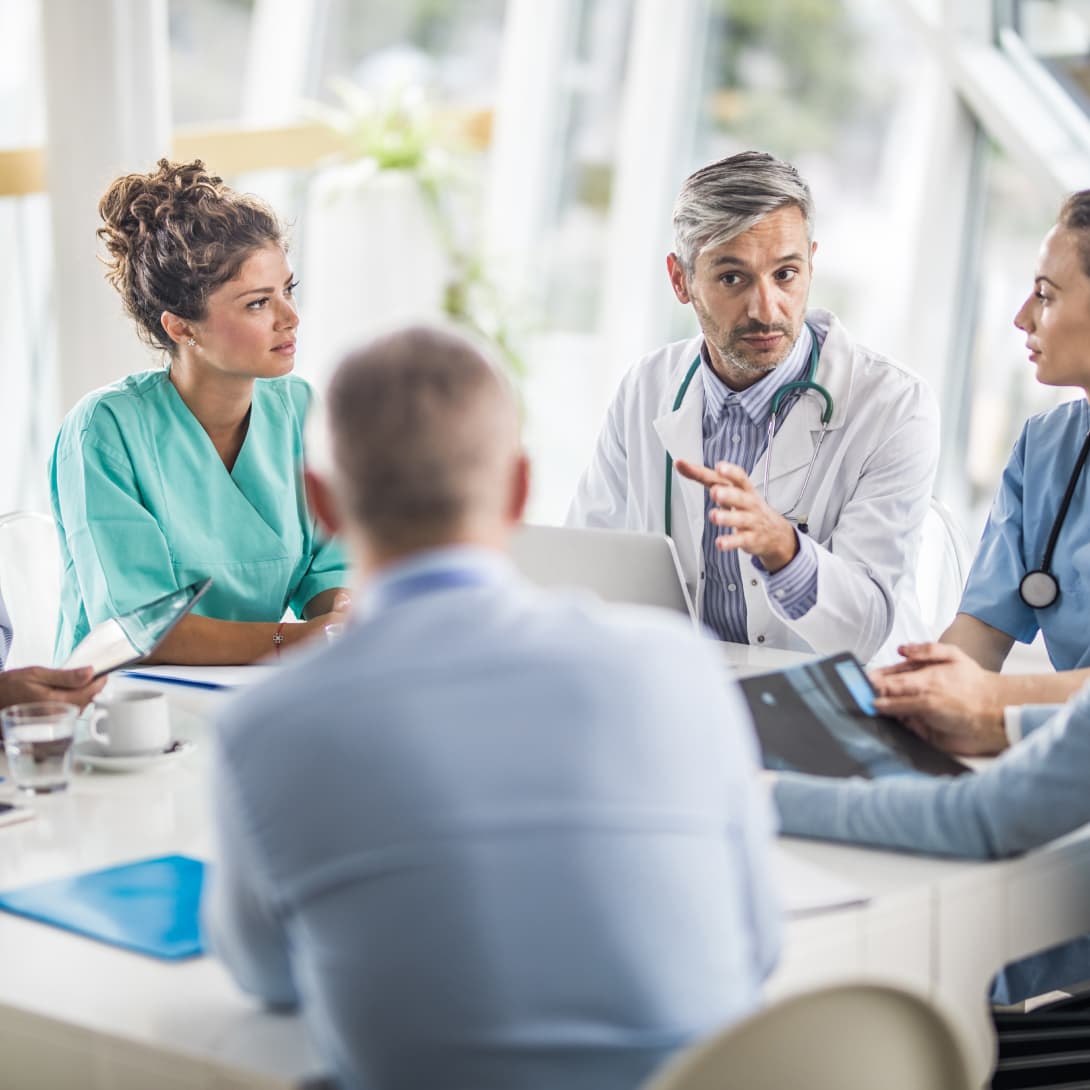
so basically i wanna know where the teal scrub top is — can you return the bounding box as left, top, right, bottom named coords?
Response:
left=50, top=369, right=350, bottom=662
left=959, top=398, right=1090, bottom=671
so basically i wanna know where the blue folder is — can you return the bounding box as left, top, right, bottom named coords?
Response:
left=0, top=854, right=207, bottom=960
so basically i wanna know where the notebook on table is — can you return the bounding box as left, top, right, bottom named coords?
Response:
left=0, top=854, right=207, bottom=960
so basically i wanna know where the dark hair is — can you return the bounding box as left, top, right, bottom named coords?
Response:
left=97, top=158, right=284, bottom=351
left=1059, top=190, right=1090, bottom=279
left=326, top=326, right=518, bottom=551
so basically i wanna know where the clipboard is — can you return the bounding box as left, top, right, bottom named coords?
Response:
left=0, top=854, right=207, bottom=960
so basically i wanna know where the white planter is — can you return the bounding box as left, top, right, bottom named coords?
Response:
left=299, top=161, right=450, bottom=386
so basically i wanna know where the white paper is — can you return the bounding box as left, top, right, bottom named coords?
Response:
left=117, top=664, right=279, bottom=690
left=63, top=618, right=135, bottom=674
left=774, top=846, right=870, bottom=917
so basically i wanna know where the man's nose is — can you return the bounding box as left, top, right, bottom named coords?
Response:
left=746, top=279, right=777, bottom=324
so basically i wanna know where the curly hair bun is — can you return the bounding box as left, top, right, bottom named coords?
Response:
left=98, top=158, right=283, bottom=351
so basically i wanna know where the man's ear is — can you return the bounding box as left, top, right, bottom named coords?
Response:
left=507, top=453, right=531, bottom=525
left=666, top=253, right=691, bottom=304
left=160, top=311, right=194, bottom=347
left=304, top=468, right=344, bottom=536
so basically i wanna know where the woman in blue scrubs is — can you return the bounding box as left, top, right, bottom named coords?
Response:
left=51, top=159, right=351, bottom=664
left=874, top=191, right=1090, bottom=752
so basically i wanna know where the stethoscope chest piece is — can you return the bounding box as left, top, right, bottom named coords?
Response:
left=1020, top=569, right=1060, bottom=609
left=1016, top=424, right=1090, bottom=610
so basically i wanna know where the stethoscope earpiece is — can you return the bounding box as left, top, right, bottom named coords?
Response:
left=1019, top=570, right=1059, bottom=610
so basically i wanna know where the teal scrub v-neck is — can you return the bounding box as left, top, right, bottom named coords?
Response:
left=50, top=369, right=349, bottom=662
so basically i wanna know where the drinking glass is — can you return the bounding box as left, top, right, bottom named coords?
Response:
left=1, top=702, right=79, bottom=794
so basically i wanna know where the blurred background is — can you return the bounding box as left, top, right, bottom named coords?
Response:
left=2, top=0, right=1089, bottom=540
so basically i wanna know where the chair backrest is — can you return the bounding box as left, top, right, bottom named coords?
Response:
left=640, top=981, right=975, bottom=1090
left=0, top=512, right=62, bottom=669
left=917, top=496, right=974, bottom=638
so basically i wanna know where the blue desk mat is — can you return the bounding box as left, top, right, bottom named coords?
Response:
left=0, top=854, right=206, bottom=960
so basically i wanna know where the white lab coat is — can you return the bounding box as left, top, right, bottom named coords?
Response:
left=567, top=309, right=939, bottom=664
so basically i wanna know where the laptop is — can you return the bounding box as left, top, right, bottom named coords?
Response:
left=509, top=524, right=697, bottom=623
left=62, top=579, right=213, bottom=678
left=739, top=651, right=971, bottom=779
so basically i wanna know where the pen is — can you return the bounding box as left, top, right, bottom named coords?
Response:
left=118, top=671, right=229, bottom=692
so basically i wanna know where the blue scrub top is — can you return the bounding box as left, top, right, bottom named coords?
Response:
left=50, top=369, right=350, bottom=663
left=959, top=398, right=1090, bottom=670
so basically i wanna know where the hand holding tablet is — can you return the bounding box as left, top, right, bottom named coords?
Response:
left=62, top=579, right=212, bottom=678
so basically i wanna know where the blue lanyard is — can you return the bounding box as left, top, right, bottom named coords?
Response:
left=372, top=567, right=493, bottom=610
left=664, top=322, right=829, bottom=538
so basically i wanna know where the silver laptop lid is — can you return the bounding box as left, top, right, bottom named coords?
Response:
left=510, top=524, right=697, bottom=623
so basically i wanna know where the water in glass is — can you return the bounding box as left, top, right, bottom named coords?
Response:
left=1, top=703, right=78, bottom=794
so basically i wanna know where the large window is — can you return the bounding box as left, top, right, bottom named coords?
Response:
left=505, top=0, right=933, bottom=520
left=963, top=144, right=1063, bottom=535
left=685, top=0, right=927, bottom=348
left=1, top=1, right=51, bottom=512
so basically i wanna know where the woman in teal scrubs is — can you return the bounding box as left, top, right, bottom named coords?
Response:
left=873, top=191, right=1090, bottom=752
left=51, top=159, right=351, bottom=664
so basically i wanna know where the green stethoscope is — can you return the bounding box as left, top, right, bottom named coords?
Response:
left=664, top=321, right=834, bottom=538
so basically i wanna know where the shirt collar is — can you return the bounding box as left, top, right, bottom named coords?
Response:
left=700, top=322, right=814, bottom=430
left=358, top=545, right=515, bottom=618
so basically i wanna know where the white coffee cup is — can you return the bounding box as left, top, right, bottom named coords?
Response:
left=90, top=691, right=171, bottom=756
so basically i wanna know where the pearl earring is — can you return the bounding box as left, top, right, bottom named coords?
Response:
left=186, top=337, right=196, bottom=347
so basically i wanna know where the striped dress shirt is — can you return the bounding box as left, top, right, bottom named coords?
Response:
left=699, top=325, right=820, bottom=642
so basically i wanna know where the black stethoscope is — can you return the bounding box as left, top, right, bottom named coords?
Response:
left=1019, top=426, right=1090, bottom=609
left=664, top=322, right=833, bottom=538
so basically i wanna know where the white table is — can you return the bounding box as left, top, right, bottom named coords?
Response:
left=1, top=666, right=1089, bottom=1089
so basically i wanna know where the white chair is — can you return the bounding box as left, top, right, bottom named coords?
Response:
left=0, top=511, right=62, bottom=668
left=917, top=496, right=974, bottom=638
left=640, top=982, right=975, bottom=1090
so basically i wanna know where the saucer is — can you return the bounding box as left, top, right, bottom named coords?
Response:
left=74, top=738, right=194, bottom=773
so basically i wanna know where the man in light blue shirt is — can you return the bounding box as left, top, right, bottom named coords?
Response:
left=774, top=688, right=1090, bottom=1001
left=204, top=325, right=781, bottom=1090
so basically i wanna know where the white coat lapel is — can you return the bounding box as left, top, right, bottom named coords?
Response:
left=754, top=311, right=854, bottom=492
left=653, top=372, right=706, bottom=551
left=754, top=394, right=821, bottom=489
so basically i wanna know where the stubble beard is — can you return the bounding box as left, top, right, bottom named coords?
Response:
left=711, top=324, right=796, bottom=380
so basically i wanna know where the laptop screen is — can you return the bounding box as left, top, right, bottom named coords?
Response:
left=510, top=524, right=696, bottom=622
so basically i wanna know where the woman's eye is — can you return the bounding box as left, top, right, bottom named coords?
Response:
left=247, top=297, right=269, bottom=310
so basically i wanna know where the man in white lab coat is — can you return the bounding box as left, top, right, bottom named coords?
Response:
left=568, top=151, right=939, bottom=663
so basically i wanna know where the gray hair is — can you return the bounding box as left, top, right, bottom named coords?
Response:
left=325, top=325, right=520, bottom=551
left=672, top=151, right=814, bottom=273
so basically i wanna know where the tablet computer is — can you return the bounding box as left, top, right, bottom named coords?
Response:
left=739, top=651, right=971, bottom=779
left=61, top=579, right=212, bottom=678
